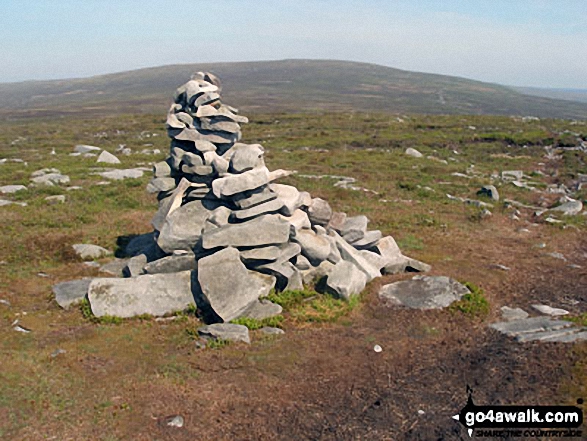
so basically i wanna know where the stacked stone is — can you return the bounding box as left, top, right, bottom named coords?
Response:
left=86, top=73, right=429, bottom=323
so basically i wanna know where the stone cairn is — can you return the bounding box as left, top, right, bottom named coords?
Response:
left=86, top=72, right=430, bottom=323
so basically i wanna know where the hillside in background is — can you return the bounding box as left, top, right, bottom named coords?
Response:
left=513, top=86, right=587, bottom=104
left=1, top=59, right=586, bottom=120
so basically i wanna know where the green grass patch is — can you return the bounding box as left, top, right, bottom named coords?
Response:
left=290, top=293, right=361, bottom=323
left=265, top=289, right=318, bottom=310
left=231, top=315, right=284, bottom=330
left=450, top=282, right=490, bottom=318
left=207, top=338, right=230, bottom=349
left=565, top=313, right=587, bottom=327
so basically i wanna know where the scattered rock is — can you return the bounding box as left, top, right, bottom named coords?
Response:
left=500, top=306, right=529, bottom=321
left=74, top=144, right=101, bottom=154
left=259, top=327, right=285, bottom=335
left=379, top=276, right=470, bottom=309
left=97, top=150, right=121, bottom=164
left=45, top=195, right=66, bottom=204
left=53, top=279, right=93, bottom=308
left=98, top=169, right=144, bottom=180
left=531, top=304, right=569, bottom=316
left=325, top=261, right=367, bottom=300
left=0, top=185, right=27, bottom=194
left=549, top=197, right=583, bottom=216
left=198, top=323, right=250, bottom=344
left=405, top=148, right=423, bottom=158
left=72, top=244, right=111, bottom=260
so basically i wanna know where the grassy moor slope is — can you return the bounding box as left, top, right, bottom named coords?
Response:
left=1, top=60, right=587, bottom=119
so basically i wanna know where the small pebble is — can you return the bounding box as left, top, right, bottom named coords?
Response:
left=373, top=344, right=382, bottom=353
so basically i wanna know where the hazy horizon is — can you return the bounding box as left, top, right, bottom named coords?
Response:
left=1, top=0, right=586, bottom=89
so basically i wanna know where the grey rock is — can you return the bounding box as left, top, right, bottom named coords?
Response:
left=550, top=197, right=583, bottom=216
left=0, top=199, right=27, bottom=207
left=260, top=327, right=285, bottom=335
left=194, top=139, right=217, bottom=153
left=31, top=168, right=60, bottom=178
left=98, top=169, right=144, bottom=180
left=99, top=259, right=130, bottom=277
left=307, top=198, right=332, bottom=226
left=295, top=255, right=312, bottom=270
left=157, top=199, right=211, bottom=253
left=294, top=229, right=331, bottom=265
left=241, top=299, right=283, bottom=320
left=31, top=173, right=70, bottom=186
left=502, top=170, right=524, bottom=180
left=45, top=195, right=66, bottom=204
left=199, top=118, right=241, bottom=134
left=375, top=236, right=402, bottom=261
left=328, top=211, right=347, bottom=232
left=477, top=185, right=499, bottom=201
left=151, top=178, right=194, bottom=231
left=301, top=260, right=335, bottom=285
left=53, top=279, right=92, bottom=308
left=341, top=216, right=369, bottom=243
left=232, top=197, right=284, bottom=221
left=97, top=150, right=121, bottom=164
left=228, top=143, right=265, bottom=173
left=500, top=306, right=529, bottom=321
left=405, top=147, right=423, bottom=158
left=143, top=254, right=197, bottom=274
left=207, top=206, right=231, bottom=227
left=379, top=276, right=470, bottom=309
left=197, top=247, right=275, bottom=322
left=212, top=166, right=270, bottom=198
left=351, top=230, right=382, bottom=249
left=233, top=186, right=277, bottom=210
left=490, top=316, right=573, bottom=336
left=326, top=261, right=367, bottom=300
left=146, top=177, right=176, bottom=194
left=358, top=250, right=389, bottom=270
left=124, top=254, right=148, bottom=277
left=277, top=209, right=311, bottom=232
left=284, top=266, right=304, bottom=291
left=72, top=244, right=111, bottom=260
left=270, top=184, right=301, bottom=216
left=88, top=271, right=194, bottom=318
left=240, top=244, right=291, bottom=263
left=153, top=161, right=172, bottom=177
left=531, top=304, right=569, bottom=316
left=201, top=214, right=291, bottom=249
left=197, top=323, right=250, bottom=344
left=330, top=231, right=381, bottom=281
left=256, top=261, right=298, bottom=286
left=74, top=144, right=101, bottom=154
left=405, top=257, right=432, bottom=273
left=324, top=235, right=342, bottom=264
left=0, top=185, right=27, bottom=194
left=516, top=328, right=587, bottom=343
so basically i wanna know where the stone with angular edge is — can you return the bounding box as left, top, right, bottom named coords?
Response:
left=201, top=214, right=291, bottom=249
left=270, top=184, right=301, bottom=216
left=502, top=170, right=524, bottom=180
left=277, top=209, right=311, bottom=232
left=231, top=197, right=284, bottom=221
left=301, top=260, right=335, bottom=285
left=88, top=271, right=195, bottom=318
left=74, top=145, right=101, bottom=154
left=341, top=216, right=369, bottom=243
left=531, top=304, right=569, bottom=316
left=197, top=247, right=275, bottom=322
left=295, top=255, right=312, bottom=270
left=31, top=173, right=70, bottom=186
left=351, top=230, right=382, bottom=249
left=240, top=243, right=301, bottom=264
left=379, top=276, right=470, bottom=309
left=330, top=231, right=381, bottom=281
left=326, top=261, right=367, bottom=300
left=240, top=299, right=283, bottom=320
left=98, top=169, right=144, bottom=180
left=53, top=279, right=93, bottom=309
left=151, top=178, right=194, bottom=231
left=260, top=327, right=285, bottom=335
left=212, top=167, right=270, bottom=198
left=490, top=316, right=573, bottom=336
left=146, top=177, right=176, bottom=194
left=500, top=306, right=529, bottom=321
left=123, top=254, right=148, bottom=277
left=157, top=199, right=212, bottom=253
left=358, top=250, right=388, bottom=270
left=207, top=206, right=231, bottom=227
left=294, top=229, right=331, bottom=265
left=328, top=212, right=347, bottom=232
left=153, top=161, right=172, bottom=177
left=233, top=186, right=277, bottom=209
left=477, top=185, right=499, bottom=201
left=99, top=259, right=129, bottom=277
left=199, top=118, right=241, bottom=134
left=197, top=323, right=250, bottom=344
left=307, top=198, right=332, bottom=226
left=549, top=198, right=583, bottom=216
left=97, top=150, right=121, bottom=164
left=143, top=254, right=197, bottom=274
left=72, top=244, right=111, bottom=260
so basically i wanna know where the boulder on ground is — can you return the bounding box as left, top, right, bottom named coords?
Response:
left=197, top=323, right=250, bottom=344
left=72, top=244, right=111, bottom=260
left=326, top=261, right=367, bottom=300
left=378, top=276, right=469, bottom=309
left=53, top=279, right=93, bottom=308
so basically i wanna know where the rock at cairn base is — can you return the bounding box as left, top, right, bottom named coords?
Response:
left=69, top=72, right=430, bottom=322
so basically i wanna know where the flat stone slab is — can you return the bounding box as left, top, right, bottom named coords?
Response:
left=75, top=144, right=101, bottom=154
left=143, top=254, right=197, bottom=274
left=88, top=271, right=194, bottom=318
left=260, top=327, right=285, bottom=335
left=500, top=306, right=529, bottom=321
left=0, top=185, right=27, bottom=194
left=326, top=261, right=367, bottom=300
left=240, top=299, right=283, bottom=320
left=197, top=323, right=250, bottom=344
left=72, top=244, right=111, bottom=260
left=197, top=247, right=275, bottom=322
left=489, top=316, right=574, bottom=336
left=53, top=279, right=93, bottom=308
left=379, top=276, right=470, bottom=309
left=98, top=169, right=144, bottom=180
left=201, top=214, right=291, bottom=249
left=531, top=304, right=569, bottom=316
left=99, top=259, right=129, bottom=277
left=97, top=150, right=121, bottom=164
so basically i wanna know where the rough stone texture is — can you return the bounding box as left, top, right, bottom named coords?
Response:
left=197, top=247, right=276, bottom=322
left=326, top=261, right=367, bottom=300
left=157, top=200, right=211, bottom=253
left=198, top=323, right=250, bottom=344
left=0, top=185, right=27, bottom=194
left=294, top=229, right=331, bottom=265
left=270, top=184, right=301, bottom=216
left=228, top=143, right=265, bottom=173
left=232, top=197, right=284, bottom=221
left=72, top=244, right=111, bottom=260
left=260, top=327, right=285, bottom=335
left=341, top=216, right=369, bottom=243
left=490, top=316, right=573, bottom=336
left=75, top=144, right=101, bottom=154
left=277, top=209, right=311, bottom=232
left=53, top=279, right=93, bottom=308
left=212, top=167, right=269, bottom=198
left=502, top=170, right=524, bottom=180
left=45, top=195, right=66, bottom=204
left=351, top=230, right=382, bottom=249
left=240, top=299, right=283, bottom=320
left=143, top=254, right=197, bottom=274
left=97, top=150, right=121, bottom=164
left=201, top=215, right=291, bottom=249
left=233, top=186, right=277, bottom=209
left=500, top=306, right=529, bottom=321
left=99, top=169, right=144, bottom=180
left=124, top=254, right=148, bottom=277
left=307, top=198, right=332, bottom=226
left=477, top=185, right=499, bottom=201
left=31, top=173, right=70, bottom=186
left=330, top=231, right=381, bottom=281
left=379, top=276, right=470, bottom=309
left=99, top=259, right=130, bottom=277
left=88, top=271, right=195, bottom=318
left=405, top=147, right=423, bottom=158
left=301, top=260, right=335, bottom=285
left=549, top=197, right=583, bottom=216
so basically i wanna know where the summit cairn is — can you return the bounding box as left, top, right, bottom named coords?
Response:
left=85, top=73, right=430, bottom=323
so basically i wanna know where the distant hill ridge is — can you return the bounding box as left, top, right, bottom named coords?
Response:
left=0, top=59, right=586, bottom=119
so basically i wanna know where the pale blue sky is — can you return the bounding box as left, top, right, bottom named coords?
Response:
left=0, top=0, right=585, bottom=88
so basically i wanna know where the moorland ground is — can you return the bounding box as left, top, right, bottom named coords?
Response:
left=0, top=111, right=586, bottom=440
